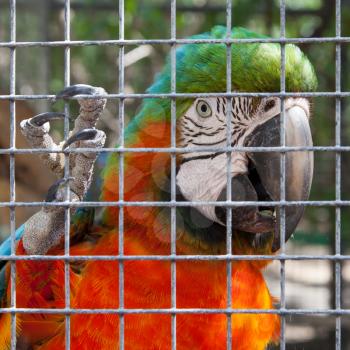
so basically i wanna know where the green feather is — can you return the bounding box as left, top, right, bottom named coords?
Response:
left=125, top=26, right=317, bottom=143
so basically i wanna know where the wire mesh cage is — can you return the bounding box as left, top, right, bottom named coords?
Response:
left=0, top=0, right=349, bottom=349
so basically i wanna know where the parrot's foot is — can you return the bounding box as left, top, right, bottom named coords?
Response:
left=21, top=85, right=107, bottom=255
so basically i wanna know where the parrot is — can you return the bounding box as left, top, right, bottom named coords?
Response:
left=0, top=26, right=316, bottom=350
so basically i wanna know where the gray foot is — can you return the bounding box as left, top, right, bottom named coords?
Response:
left=20, top=85, right=107, bottom=255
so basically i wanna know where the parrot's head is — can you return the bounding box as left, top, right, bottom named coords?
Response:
left=104, top=26, right=317, bottom=254
left=176, top=95, right=313, bottom=253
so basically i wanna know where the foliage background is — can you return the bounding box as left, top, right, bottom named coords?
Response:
left=1, top=0, right=350, bottom=348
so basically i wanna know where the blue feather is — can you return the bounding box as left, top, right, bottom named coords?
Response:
left=0, top=224, right=25, bottom=257
left=0, top=224, right=25, bottom=299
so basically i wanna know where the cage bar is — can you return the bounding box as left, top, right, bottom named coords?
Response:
left=2, top=145, right=350, bottom=154
left=63, top=0, right=71, bottom=348
left=1, top=37, right=350, bottom=47
left=225, top=1, right=233, bottom=348
left=279, top=0, right=287, bottom=349
left=335, top=0, right=342, bottom=349
left=2, top=91, right=350, bottom=100
left=170, top=1, right=177, bottom=349
left=3, top=199, right=350, bottom=208
left=118, top=0, right=125, bottom=347
left=1, top=306, right=350, bottom=316
left=9, top=0, right=17, bottom=349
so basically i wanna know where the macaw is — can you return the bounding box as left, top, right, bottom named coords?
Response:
left=0, top=26, right=316, bottom=350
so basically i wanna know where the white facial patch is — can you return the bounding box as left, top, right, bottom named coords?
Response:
left=176, top=152, right=248, bottom=223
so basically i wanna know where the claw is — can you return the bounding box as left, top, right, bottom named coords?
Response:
left=29, top=112, right=67, bottom=127
left=45, top=177, right=74, bottom=202
left=63, top=128, right=98, bottom=149
left=56, top=84, right=99, bottom=99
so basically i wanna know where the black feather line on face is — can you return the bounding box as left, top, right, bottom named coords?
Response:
left=189, top=128, right=224, bottom=138
left=180, top=152, right=224, bottom=165
left=183, top=115, right=210, bottom=129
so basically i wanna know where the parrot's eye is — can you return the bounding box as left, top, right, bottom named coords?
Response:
left=196, top=100, right=212, bottom=118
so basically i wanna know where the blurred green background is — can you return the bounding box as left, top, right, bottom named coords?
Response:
left=1, top=0, right=350, bottom=348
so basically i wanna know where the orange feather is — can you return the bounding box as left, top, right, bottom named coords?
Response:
left=8, top=232, right=279, bottom=349
left=2, top=120, right=280, bottom=349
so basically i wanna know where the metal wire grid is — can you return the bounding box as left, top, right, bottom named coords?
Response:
left=279, top=2, right=287, bottom=348
left=63, top=0, right=71, bottom=347
left=118, top=0, right=125, bottom=347
left=0, top=0, right=346, bottom=349
left=8, top=1, right=16, bottom=348
left=225, top=2, right=233, bottom=348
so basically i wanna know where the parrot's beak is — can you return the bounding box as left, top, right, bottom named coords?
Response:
left=215, top=103, right=313, bottom=252
left=247, top=104, right=313, bottom=251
